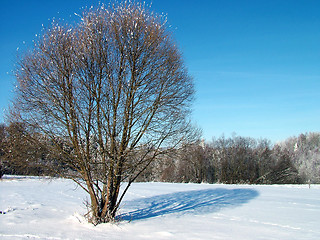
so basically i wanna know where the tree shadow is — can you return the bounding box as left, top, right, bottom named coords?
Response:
left=118, top=187, right=259, bottom=221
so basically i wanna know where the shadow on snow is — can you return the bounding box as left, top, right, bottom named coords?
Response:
left=118, top=187, right=259, bottom=221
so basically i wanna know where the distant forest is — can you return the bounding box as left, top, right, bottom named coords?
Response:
left=1, top=122, right=319, bottom=184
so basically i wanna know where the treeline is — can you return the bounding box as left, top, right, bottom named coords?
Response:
left=0, top=122, right=72, bottom=178
left=1, top=122, right=319, bottom=184
left=137, top=134, right=320, bottom=184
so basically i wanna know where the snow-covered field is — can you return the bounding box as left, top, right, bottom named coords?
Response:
left=0, top=176, right=319, bottom=240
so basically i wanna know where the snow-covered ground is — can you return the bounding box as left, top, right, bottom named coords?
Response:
left=0, top=176, right=319, bottom=240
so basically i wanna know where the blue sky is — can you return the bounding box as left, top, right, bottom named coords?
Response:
left=0, top=0, right=319, bottom=143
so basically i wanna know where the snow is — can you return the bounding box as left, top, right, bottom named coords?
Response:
left=1, top=176, right=320, bottom=239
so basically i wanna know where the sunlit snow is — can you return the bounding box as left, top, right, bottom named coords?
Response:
left=0, top=176, right=319, bottom=239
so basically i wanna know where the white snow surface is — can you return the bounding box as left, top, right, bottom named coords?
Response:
left=0, top=176, right=319, bottom=240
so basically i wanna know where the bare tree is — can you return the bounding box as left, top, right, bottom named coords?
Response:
left=175, top=141, right=213, bottom=183
left=12, top=2, right=196, bottom=224
left=0, top=124, right=6, bottom=178
left=0, top=122, right=58, bottom=176
left=2, top=122, right=42, bottom=176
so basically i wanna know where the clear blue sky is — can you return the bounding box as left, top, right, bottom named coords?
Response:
left=1, top=0, right=319, bottom=143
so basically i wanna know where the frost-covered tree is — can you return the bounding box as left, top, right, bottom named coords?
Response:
left=278, top=133, right=320, bottom=183
left=12, top=2, right=196, bottom=224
